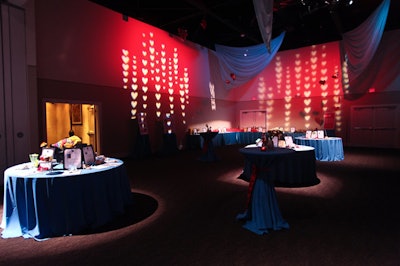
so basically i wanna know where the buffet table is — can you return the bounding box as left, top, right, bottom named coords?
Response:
left=189, top=132, right=305, bottom=150
left=198, top=132, right=262, bottom=148
left=294, top=137, right=344, bottom=161
left=237, top=146, right=319, bottom=235
left=1, top=158, right=132, bottom=240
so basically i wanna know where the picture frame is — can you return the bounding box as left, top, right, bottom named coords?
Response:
left=41, top=147, right=55, bottom=160
left=82, top=145, right=96, bottom=165
left=71, top=104, right=82, bottom=125
left=63, top=148, right=82, bottom=170
left=284, top=136, right=294, bottom=147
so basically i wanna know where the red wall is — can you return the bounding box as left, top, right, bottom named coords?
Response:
left=34, top=0, right=400, bottom=156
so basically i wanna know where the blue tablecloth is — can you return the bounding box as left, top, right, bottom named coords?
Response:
left=294, top=137, right=344, bottom=161
left=1, top=158, right=132, bottom=240
left=196, top=132, right=263, bottom=148
left=191, top=132, right=305, bottom=150
left=237, top=146, right=319, bottom=235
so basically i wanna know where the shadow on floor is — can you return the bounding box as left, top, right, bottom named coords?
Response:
left=85, top=192, right=158, bottom=234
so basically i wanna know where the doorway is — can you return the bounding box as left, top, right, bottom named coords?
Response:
left=350, top=104, right=399, bottom=148
left=45, top=101, right=100, bottom=154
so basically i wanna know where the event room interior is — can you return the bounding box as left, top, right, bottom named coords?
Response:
left=1, top=0, right=399, bottom=265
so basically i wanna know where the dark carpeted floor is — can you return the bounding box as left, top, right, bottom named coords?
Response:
left=0, top=145, right=399, bottom=266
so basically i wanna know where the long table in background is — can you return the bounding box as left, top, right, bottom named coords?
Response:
left=187, top=132, right=305, bottom=149
left=1, top=158, right=132, bottom=240
left=237, top=145, right=319, bottom=235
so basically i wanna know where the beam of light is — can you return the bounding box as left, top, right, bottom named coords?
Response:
left=284, top=64, right=292, bottom=131
left=209, top=81, right=216, bottom=110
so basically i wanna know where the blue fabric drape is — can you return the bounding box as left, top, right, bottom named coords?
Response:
left=341, top=0, right=390, bottom=90
left=212, top=31, right=285, bottom=90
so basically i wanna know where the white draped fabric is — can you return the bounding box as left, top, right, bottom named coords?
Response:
left=341, top=29, right=400, bottom=98
left=208, top=0, right=392, bottom=94
left=341, top=0, right=390, bottom=89
left=212, top=31, right=285, bottom=90
left=253, top=0, right=274, bottom=52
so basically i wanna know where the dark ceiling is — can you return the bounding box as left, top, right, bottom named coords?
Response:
left=90, top=0, right=400, bottom=51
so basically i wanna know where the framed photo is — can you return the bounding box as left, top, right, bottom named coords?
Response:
left=71, top=104, right=82, bottom=125
left=285, top=136, right=294, bottom=147
left=317, top=130, right=325, bottom=139
left=64, top=148, right=82, bottom=170
left=41, top=147, right=55, bottom=159
left=82, top=145, right=95, bottom=165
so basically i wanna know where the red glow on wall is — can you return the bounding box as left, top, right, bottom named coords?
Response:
left=236, top=42, right=344, bottom=131
left=121, top=30, right=190, bottom=124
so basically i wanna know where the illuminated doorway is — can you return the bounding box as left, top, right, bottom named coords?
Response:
left=44, top=101, right=100, bottom=154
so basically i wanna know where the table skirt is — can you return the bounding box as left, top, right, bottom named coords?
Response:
left=236, top=179, right=289, bottom=235
left=295, top=137, right=344, bottom=161
left=1, top=163, right=132, bottom=240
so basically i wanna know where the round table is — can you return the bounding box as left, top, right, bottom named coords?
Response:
left=1, top=158, right=132, bottom=240
left=237, top=146, right=319, bottom=235
left=294, top=137, right=344, bottom=161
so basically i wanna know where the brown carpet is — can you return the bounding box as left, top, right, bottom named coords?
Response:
left=0, top=145, right=399, bottom=266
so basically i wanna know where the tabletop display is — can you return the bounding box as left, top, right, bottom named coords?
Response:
left=1, top=158, right=132, bottom=240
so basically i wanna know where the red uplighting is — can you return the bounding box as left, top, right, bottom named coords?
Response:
left=121, top=29, right=190, bottom=125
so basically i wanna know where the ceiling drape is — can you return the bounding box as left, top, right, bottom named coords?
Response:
left=341, top=0, right=390, bottom=94
left=253, top=0, right=274, bottom=52
left=211, top=31, right=285, bottom=90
